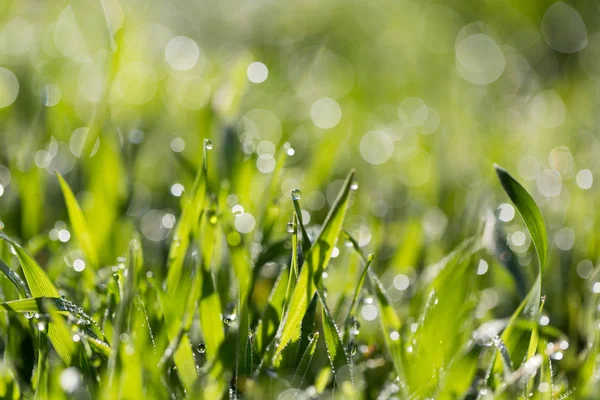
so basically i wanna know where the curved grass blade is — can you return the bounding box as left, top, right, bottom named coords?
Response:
left=0, top=258, right=30, bottom=298
left=493, top=165, right=548, bottom=379
left=495, top=165, right=547, bottom=272
left=56, top=172, right=99, bottom=267
left=272, top=170, right=355, bottom=363
left=0, top=232, right=108, bottom=363
left=0, top=232, right=59, bottom=298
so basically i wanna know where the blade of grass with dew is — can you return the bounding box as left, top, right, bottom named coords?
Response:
left=160, top=250, right=201, bottom=391
left=56, top=172, right=99, bottom=268
left=255, top=212, right=299, bottom=354
left=342, top=235, right=373, bottom=345
left=292, top=332, right=319, bottom=388
left=345, top=234, right=404, bottom=387
left=0, top=231, right=73, bottom=364
left=272, top=170, right=355, bottom=364
left=255, top=267, right=290, bottom=354
left=197, top=210, right=225, bottom=375
left=493, top=165, right=548, bottom=378
left=165, top=143, right=209, bottom=294
left=315, top=283, right=353, bottom=393
left=106, top=234, right=141, bottom=390
left=405, top=238, right=478, bottom=396
left=45, top=300, right=77, bottom=366
left=220, top=213, right=253, bottom=380
left=292, top=195, right=311, bottom=254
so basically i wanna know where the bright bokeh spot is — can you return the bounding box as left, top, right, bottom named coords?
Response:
left=247, top=62, right=269, bottom=83
left=0, top=67, right=19, bottom=108
left=165, top=36, right=201, bottom=71
left=311, top=98, right=342, bottom=129
left=456, top=33, right=505, bottom=85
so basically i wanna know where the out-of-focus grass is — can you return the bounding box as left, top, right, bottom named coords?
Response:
left=0, top=0, right=599, bottom=398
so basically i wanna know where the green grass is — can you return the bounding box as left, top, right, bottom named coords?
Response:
left=1, top=0, right=600, bottom=398
left=0, top=162, right=587, bottom=399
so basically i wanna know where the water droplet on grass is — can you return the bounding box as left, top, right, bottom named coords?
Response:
left=286, top=222, right=295, bottom=233
left=347, top=340, right=358, bottom=356
left=223, top=314, right=236, bottom=326
left=291, top=188, right=302, bottom=200
left=204, top=139, right=213, bottom=150
left=198, top=343, right=206, bottom=353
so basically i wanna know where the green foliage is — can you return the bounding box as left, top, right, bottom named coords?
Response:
left=0, top=1, right=597, bottom=397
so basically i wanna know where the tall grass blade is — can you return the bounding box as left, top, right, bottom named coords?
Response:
left=272, top=170, right=355, bottom=363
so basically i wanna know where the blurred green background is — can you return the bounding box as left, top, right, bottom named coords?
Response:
left=1, top=0, right=600, bottom=397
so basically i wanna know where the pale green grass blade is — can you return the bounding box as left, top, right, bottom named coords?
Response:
left=56, top=172, right=99, bottom=267
left=272, top=170, right=355, bottom=362
left=406, top=239, right=478, bottom=395
left=45, top=301, right=76, bottom=366
left=166, top=143, right=209, bottom=294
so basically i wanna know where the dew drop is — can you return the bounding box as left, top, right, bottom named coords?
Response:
left=198, top=343, right=206, bottom=354
left=286, top=222, right=295, bottom=233
left=347, top=340, right=358, bottom=356
left=291, top=188, right=302, bottom=200
left=204, top=139, right=213, bottom=150
left=350, top=181, right=359, bottom=190
left=223, top=314, right=236, bottom=326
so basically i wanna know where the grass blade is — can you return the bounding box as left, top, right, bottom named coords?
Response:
left=56, top=172, right=99, bottom=267
left=0, top=258, right=30, bottom=298
left=272, top=170, right=355, bottom=363
left=494, top=165, right=547, bottom=273
left=316, top=284, right=352, bottom=392
left=292, top=332, right=319, bottom=387
left=166, top=143, right=209, bottom=294
left=493, top=165, right=548, bottom=379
